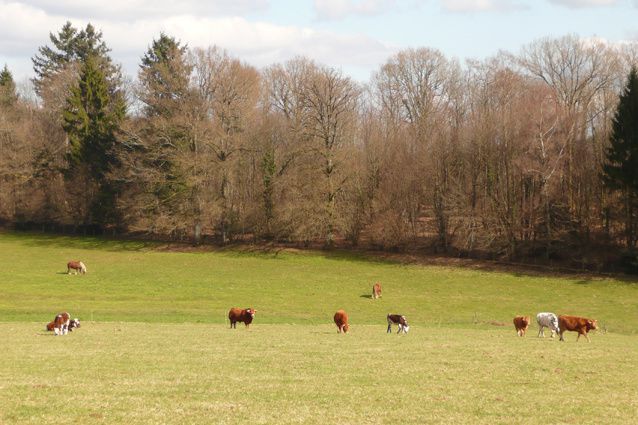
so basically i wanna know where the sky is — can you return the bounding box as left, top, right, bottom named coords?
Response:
left=1, top=0, right=637, bottom=86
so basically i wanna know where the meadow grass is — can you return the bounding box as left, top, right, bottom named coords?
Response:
left=0, top=232, right=637, bottom=424
left=1, top=232, right=636, bottom=332
left=1, top=323, right=636, bottom=424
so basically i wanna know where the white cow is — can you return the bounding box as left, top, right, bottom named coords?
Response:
left=536, top=312, right=560, bottom=338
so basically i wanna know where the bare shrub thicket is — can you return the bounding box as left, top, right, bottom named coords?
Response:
left=2, top=34, right=638, bottom=265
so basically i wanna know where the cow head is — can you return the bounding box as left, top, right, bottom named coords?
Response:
left=247, top=309, right=256, bottom=318
left=587, top=319, right=598, bottom=331
left=343, top=323, right=349, bottom=333
left=402, top=325, right=410, bottom=334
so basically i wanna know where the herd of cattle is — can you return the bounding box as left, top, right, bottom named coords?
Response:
left=48, top=263, right=599, bottom=342
left=514, top=312, right=598, bottom=342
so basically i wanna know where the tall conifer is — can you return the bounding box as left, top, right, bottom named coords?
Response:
left=604, top=67, right=638, bottom=247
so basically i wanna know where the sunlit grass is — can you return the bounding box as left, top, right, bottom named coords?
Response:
left=0, top=232, right=637, bottom=424
left=1, top=232, right=636, bottom=333
left=1, top=323, right=636, bottom=424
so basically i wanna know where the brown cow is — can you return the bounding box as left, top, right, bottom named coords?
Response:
left=372, top=282, right=382, bottom=300
left=228, top=308, right=256, bottom=329
left=67, top=261, right=87, bottom=275
left=334, top=310, right=349, bottom=333
left=46, top=318, right=80, bottom=333
left=558, top=315, right=598, bottom=342
left=45, top=312, right=79, bottom=335
left=513, top=316, right=530, bottom=337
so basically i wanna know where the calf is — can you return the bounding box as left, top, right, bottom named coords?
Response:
left=372, top=282, right=382, bottom=300
left=536, top=312, right=560, bottom=338
left=513, top=316, right=530, bottom=337
left=558, top=315, right=598, bottom=342
left=228, top=308, right=256, bottom=329
left=67, top=261, right=87, bottom=275
left=45, top=312, right=78, bottom=335
left=334, top=310, right=349, bottom=333
left=387, top=314, right=409, bottom=334
left=67, top=318, right=81, bottom=332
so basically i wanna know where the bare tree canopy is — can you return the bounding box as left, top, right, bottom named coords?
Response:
left=4, top=27, right=638, bottom=271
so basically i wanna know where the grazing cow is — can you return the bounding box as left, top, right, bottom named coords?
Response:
left=387, top=314, right=409, bottom=334
left=334, top=310, right=349, bottom=333
left=513, top=316, right=530, bottom=337
left=536, top=312, right=560, bottom=338
left=228, top=308, right=256, bottom=329
left=67, top=261, right=87, bottom=275
left=372, top=282, right=382, bottom=300
left=558, top=315, right=598, bottom=342
left=45, top=312, right=79, bottom=335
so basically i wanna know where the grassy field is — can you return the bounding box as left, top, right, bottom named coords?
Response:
left=1, top=232, right=637, bottom=424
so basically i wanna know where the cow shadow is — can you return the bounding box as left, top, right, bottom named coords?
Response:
left=360, top=294, right=373, bottom=299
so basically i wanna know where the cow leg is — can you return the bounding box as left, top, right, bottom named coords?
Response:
left=559, top=331, right=565, bottom=342
left=387, top=323, right=392, bottom=333
left=585, top=333, right=591, bottom=342
left=538, top=326, right=544, bottom=338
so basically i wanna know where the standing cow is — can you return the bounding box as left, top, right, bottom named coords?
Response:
left=558, top=315, right=598, bottom=342
left=67, top=261, right=87, bottom=275
left=228, top=308, right=256, bottom=329
left=334, top=310, right=349, bottom=333
left=387, top=314, right=409, bottom=334
left=372, top=283, right=382, bottom=300
left=513, top=316, right=530, bottom=337
left=536, top=312, right=560, bottom=338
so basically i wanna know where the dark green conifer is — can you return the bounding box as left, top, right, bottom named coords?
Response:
left=604, top=67, right=638, bottom=247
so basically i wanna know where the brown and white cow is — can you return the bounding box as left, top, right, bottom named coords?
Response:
left=45, top=312, right=80, bottom=335
left=558, top=315, right=598, bottom=342
left=228, top=308, right=256, bottom=329
left=67, top=261, right=87, bottom=275
left=372, top=282, right=382, bottom=300
left=513, top=316, right=530, bottom=337
left=334, top=310, right=349, bottom=333
left=387, top=314, right=409, bottom=334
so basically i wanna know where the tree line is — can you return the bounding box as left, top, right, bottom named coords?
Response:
left=2, top=22, right=638, bottom=270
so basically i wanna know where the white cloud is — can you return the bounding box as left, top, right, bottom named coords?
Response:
left=13, top=0, right=270, bottom=21
left=314, top=0, right=398, bottom=20
left=441, top=0, right=527, bottom=12
left=548, top=0, right=617, bottom=8
left=0, top=1, right=396, bottom=82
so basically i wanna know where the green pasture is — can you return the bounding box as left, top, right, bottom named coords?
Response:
left=0, top=232, right=637, bottom=424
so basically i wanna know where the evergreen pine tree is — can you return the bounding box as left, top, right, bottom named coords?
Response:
left=63, top=55, right=126, bottom=226
left=135, top=34, right=192, bottom=211
left=139, top=33, right=191, bottom=117
left=0, top=64, right=18, bottom=106
left=603, top=67, right=638, bottom=247
left=32, top=21, right=120, bottom=97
